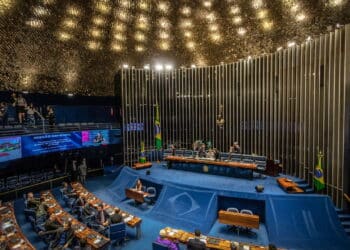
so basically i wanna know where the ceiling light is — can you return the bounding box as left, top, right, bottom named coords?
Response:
left=122, top=64, right=129, bottom=69
left=237, top=27, right=247, bottom=36
left=191, top=64, right=196, bottom=68
left=287, top=41, right=296, bottom=47
left=165, top=64, right=173, bottom=71
left=155, top=64, right=164, bottom=71
left=143, top=64, right=150, bottom=70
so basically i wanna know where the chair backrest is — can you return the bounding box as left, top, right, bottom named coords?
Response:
left=227, top=207, right=239, bottom=213
left=147, top=187, right=157, bottom=196
left=108, top=222, right=126, bottom=240
left=152, top=242, right=169, bottom=250
left=240, top=209, right=253, bottom=215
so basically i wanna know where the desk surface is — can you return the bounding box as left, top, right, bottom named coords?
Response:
left=218, top=210, right=260, bottom=229
left=0, top=203, right=35, bottom=250
left=125, top=188, right=150, bottom=204
left=133, top=162, right=152, bottom=169
left=161, top=227, right=268, bottom=250
left=71, top=183, right=142, bottom=228
left=165, top=156, right=257, bottom=170
left=277, top=178, right=304, bottom=193
left=41, top=191, right=110, bottom=249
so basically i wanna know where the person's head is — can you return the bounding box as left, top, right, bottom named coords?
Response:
left=11, top=93, right=16, bottom=98
left=62, top=182, right=68, bottom=188
left=115, top=208, right=120, bottom=214
left=63, top=220, right=72, bottom=230
left=18, top=94, right=22, bottom=98
left=27, top=192, right=34, bottom=199
left=268, top=244, right=277, bottom=250
left=49, top=214, right=56, bottom=221
left=29, top=103, right=33, bottom=108
left=137, top=179, right=141, bottom=185
left=194, top=229, right=201, bottom=238
left=159, top=229, right=166, bottom=238
left=0, top=102, right=5, bottom=107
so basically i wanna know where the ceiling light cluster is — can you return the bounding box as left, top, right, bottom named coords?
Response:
left=134, top=0, right=149, bottom=53
left=26, top=1, right=52, bottom=28
left=111, top=0, right=129, bottom=52
left=157, top=1, right=172, bottom=51
left=201, top=0, right=222, bottom=44
left=253, top=1, right=273, bottom=31
left=284, top=0, right=307, bottom=23
left=179, top=4, right=196, bottom=52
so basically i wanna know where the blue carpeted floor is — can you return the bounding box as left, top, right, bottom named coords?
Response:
left=13, top=164, right=350, bottom=250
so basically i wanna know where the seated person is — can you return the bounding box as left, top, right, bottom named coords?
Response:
left=82, top=203, right=96, bottom=217
left=38, top=214, right=63, bottom=241
left=61, top=182, right=77, bottom=198
left=135, top=179, right=143, bottom=192
left=108, top=208, right=123, bottom=224
left=229, top=142, right=241, bottom=155
left=206, top=149, right=215, bottom=159
left=187, top=229, right=207, bottom=250
left=155, top=229, right=180, bottom=250
left=74, top=193, right=85, bottom=207
left=35, top=198, right=48, bottom=225
left=198, top=144, right=206, bottom=158
left=90, top=203, right=108, bottom=234
left=49, top=220, right=76, bottom=250
left=26, top=192, right=40, bottom=209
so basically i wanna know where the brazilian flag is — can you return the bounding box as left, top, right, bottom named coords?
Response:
left=155, top=104, right=162, bottom=150
left=313, top=151, right=325, bottom=191
left=139, top=141, right=146, bottom=163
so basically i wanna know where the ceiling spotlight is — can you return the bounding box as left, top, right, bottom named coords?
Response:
left=155, top=64, right=164, bottom=71
left=277, top=46, right=283, bottom=51
left=306, top=36, right=312, bottom=41
left=122, top=64, right=129, bottom=69
left=247, top=56, right=252, bottom=60
left=237, top=27, right=247, bottom=36
left=165, top=64, right=173, bottom=71
left=67, top=93, right=74, bottom=97
left=287, top=41, right=296, bottom=47
left=143, top=64, right=150, bottom=70
left=296, top=13, right=306, bottom=22
left=191, top=64, right=196, bottom=68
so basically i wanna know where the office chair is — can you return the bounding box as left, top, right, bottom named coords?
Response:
left=108, top=222, right=126, bottom=249
left=240, top=209, right=253, bottom=215
left=227, top=207, right=239, bottom=213
left=152, top=241, right=170, bottom=250
left=145, top=187, right=157, bottom=205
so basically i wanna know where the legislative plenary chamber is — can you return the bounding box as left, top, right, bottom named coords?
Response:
left=0, top=0, right=350, bottom=250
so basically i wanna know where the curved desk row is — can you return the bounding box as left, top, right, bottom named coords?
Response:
left=160, top=227, right=269, bottom=250
left=0, top=203, right=35, bottom=250
left=41, top=191, right=110, bottom=249
left=71, top=182, right=143, bottom=239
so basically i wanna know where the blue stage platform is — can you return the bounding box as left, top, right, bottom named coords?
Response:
left=98, top=163, right=350, bottom=250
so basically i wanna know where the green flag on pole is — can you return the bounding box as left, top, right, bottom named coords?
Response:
left=313, top=151, right=325, bottom=191
left=155, top=104, right=162, bottom=150
left=139, top=141, right=146, bottom=163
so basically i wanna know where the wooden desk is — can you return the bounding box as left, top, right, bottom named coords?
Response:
left=0, top=203, right=35, bottom=250
left=71, top=183, right=143, bottom=239
left=165, top=156, right=257, bottom=170
left=133, top=162, right=152, bottom=170
left=125, top=188, right=150, bottom=204
left=160, top=227, right=268, bottom=250
left=218, top=210, right=260, bottom=229
left=41, top=191, right=110, bottom=249
left=277, top=178, right=304, bottom=193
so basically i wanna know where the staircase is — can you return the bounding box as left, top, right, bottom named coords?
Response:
left=337, top=209, right=350, bottom=237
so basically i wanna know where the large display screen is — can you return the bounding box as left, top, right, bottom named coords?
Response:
left=0, top=129, right=122, bottom=161
left=82, top=130, right=109, bottom=147
left=22, top=132, right=82, bottom=157
left=0, top=136, right=22, bottom=162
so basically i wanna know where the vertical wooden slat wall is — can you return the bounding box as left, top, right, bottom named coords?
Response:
left=119, top=24, right=350, bottom=208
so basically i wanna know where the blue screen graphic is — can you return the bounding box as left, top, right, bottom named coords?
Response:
left=0, top=136, right=22, bottom=162
left=21, top=132, right=82, bottom=157
left=82, top=130, right=109, bottom=147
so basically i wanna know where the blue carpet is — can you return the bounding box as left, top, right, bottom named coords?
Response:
left=12, top=163, right=350, bottom=250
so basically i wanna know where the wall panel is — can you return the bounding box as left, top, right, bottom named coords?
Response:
left=119, top=25, right=350, bottom=208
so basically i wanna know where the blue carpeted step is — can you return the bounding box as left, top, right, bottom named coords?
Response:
left=304, top=188, right=314, bottom=193
left=342, top=221, right=350, bottom=228
left=338, top=213, right=350, bottom=221
left=345, top=228, right=350, bottom=236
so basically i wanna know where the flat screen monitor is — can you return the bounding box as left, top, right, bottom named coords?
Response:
left=0, top=136, right=22, bottom=162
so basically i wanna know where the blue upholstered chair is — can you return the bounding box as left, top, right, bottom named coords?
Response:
left=107, top=222, right=126, bottom=249
left=145, top=187, right=157, bottom=204
left=152, top=241, right=169, bottom=250
left=227, top=207, right=239, bottom=213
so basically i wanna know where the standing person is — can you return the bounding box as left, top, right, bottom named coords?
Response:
left=70, top=160, right=78, bottom=182
left=0, top=102, right=8, bottom=127
left=15, top=93, right=27, bottom=125
left=78, top=158, right=87, bottom=184
left=26, top=103, right=36, bottom=126
left=46, top=106, right=55, bottom=128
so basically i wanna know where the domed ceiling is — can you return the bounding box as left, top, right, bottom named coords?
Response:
left=0, top=0, right=349, bottom=96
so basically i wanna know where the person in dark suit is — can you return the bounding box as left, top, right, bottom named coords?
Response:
left=61, top=182, right=77, bottom=198
left=26, top=192, right=40, bottom=209
left=109, top=208, right=123, bottom=224
left=187, top=229, right=207, bottom=250
left=49, top=220, right=76, bottom=250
